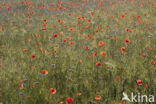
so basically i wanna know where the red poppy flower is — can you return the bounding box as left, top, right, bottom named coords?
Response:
left=96, top=62, right=102, bottom=66
left=101, top=29, right=106, bottom=32
left=98, top=41, right=106, bottom=47
left=137, top=80, right=143, bottom=86
left=64, top=39, right=67, bottom=42
left=116, top=77, right=120, bottom=82
left=78, top=17, right=81, bottom=20
left=42, top=70, right=48, bottom=75
left=1, top=26, right=5, bottom=31
left=95, top=30, right=98, bottom=33
left=32, top=83, right=36, bottom=87
left=19, top=84, right=24, bottom=89
left=121, top=15, right=124, bottom=19
left=93, top=53, right=98, bottom=57
left=60, top=101, right=64, bottom=104
left=42, top=28, right=46, bottom=30
left=125, top=28, right=129, bottom=32
left=151, top=61, right=155, bottom=65
left=69, top=41, right=75, bottom=45
left=125, top=39, right=130, bottom=44
left=95, top=95, right=101, bottom=101
left=120, top=102, right=125, bottom=104
left=66, top=97, right=74, bottom=103
left=44, top=19, right=47, bottom=22
left=121, top=47, right=126, bottom=52
left=67, top=37, right=71, bottom=40
left=100, top=51, right=106, bottom=56
left=88, top=19, right=91, bottom=23
left=50, top=88, right=56, bottom=94
left=89, top=34, right=93, bottom=39
left=23, top=48, right=28, bottom=52
left=142, top=53, right=146, bottom=58
left=91, top=11, right=94, bottom=16
left=129, top=30, right=133, bottom=33
left=7, top=7, right=12, bottom=11
left=70, top=27, right=73, bottom=31
left=30, top=54, right=36, bottom=58
left=111, top=15, right=114, bottom=18
left=77, top=93, right=81, bottom=96
left=124, top=52, right=128, bottom=55
left=0, top=62, right=2, bottom=67
left=144, top=84, right=148, bottom=88
left=36, top=35, right=40, bottom=37
left=96, top=26, right=100, bottom=29
left=54, top=33, right=58, bottom=37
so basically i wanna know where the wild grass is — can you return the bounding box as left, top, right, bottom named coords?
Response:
left=0, top=0, right=156, bottom=104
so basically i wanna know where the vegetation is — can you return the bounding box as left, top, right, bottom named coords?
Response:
left=0, top=0, right=156, bottom=104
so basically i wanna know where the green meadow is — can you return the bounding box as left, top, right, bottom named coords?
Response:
left=0, top=0, right=156, bottom=104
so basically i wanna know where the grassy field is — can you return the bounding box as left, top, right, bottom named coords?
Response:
left=0, top=0, right=156, bottom=104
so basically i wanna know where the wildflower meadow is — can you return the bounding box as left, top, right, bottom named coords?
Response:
left=0, top=0, right=156, bottom=104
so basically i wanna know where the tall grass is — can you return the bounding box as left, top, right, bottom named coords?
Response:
left=0, top=0, right=156, bottom=104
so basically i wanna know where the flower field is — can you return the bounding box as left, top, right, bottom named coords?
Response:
left=0, top=0, right=156, bottom=104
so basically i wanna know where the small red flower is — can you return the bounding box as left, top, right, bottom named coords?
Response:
left=121, top=47, right=126, bottom=52
left=70, top=27, right=73, bottom=31
left=23, top=48, right=28, bottom=52
left=116, top=77, right=121, bottom=82
left=30, top=54, right=36, bottom=58
left=151, top=61, right=155, bottom=65
left=49, top=88, right=56, bottom=94
left=89, top=34, right=93, bottom=39
left=60, top=101, right=64, bottom=104
left=142, top=53, right=146, bottom=58
left=98, top=41, right=106, bottom=47
left=77, top=93, right=81, bottom=96
left=95, top=95, right=101, bottom=101
left=1, top=26, right=5, bottom=31
left=96, top=62, right=102, bottom=66
left=63, top=39, right=67, bottom=42
left=88, top=19, right=91, bottom=23
left=125, top=28, right=129, bottom=32
left=7, top=7, right=12, bottom=11
left=125, top=39, right=130, bottom=44
left=44, top=19, right=47, bottom=22
left=19, top=84, right=24, bottom=89
left=91, top=11, right=94, bottom=16
left=129, top=30, right=133, bottom=33
left=120, top=101, right=125, bottom=104
left=32, top=83, right=36, bottom=87
left=0, top=62, right=2, bottom=67
left=144, top=84, right=148, bottom=88
left=69, top=41, right=75, bottom=45
left=137, top=80, right=143, bottom=86
left=42, top=28, right=46, bottom=30
left=42, top=70, right=48, bottom=75
left=66, top=97, right=74, bottom=103
left=100, top=51, right=106, bottom=56
left=124, top=52, right=128, bottom=55
left=93, top=53, right=98, bottom=57
left=54, top=33, right=58, bottom=37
